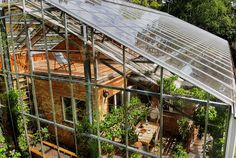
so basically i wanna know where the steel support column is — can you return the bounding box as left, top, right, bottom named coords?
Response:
left=159, top=67, right=164, bottom=158
left=203, top=94, right=210, bottom=158
left=225, top=113, right=236, bottom=158
left=122, top=45, right=129, bottom=158
left=82, top=24, right=93, bottom=124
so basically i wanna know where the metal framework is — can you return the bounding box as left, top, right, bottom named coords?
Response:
left=0, top=0, right=235, bottom=158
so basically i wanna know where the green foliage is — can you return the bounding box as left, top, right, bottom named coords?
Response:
left=158, top=76, right=178, bottom=95
left=177, top=118, right=191, bottom=141
left=160, top=76, right=228, bottom=157
left=193, top=105, right=229, bottom=158
left=161, top=0, right=236, bottom=42
left=0, top=127, right=21, bottom=158
left=131, top=0, right=142, bottom=5
left=99, top=97, right=147, bottom=155
left=76, top=116, right=99, bottom=158
left=100, top=97, right=148, bottom=142
left=141, top=0, right=149, bottom=7
left=150, top=0, right=160, bottom=9
left=8, top=89, right=30, bottom=156
left=130, top=152, right=142, bottom=158
left=172, top=144, right=188, bottom=158
left=32, top=127, right=50, bottom=146
left=159, top=76, right=215, bottom=101
left=131, top=0, right=160, bottom=9
left=193, top=106, right=217, bottom=136
left=76, top=97, right=148, bottom=156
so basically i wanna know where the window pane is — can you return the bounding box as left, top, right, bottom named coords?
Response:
left=76, top=99, right=86, bottom=121
left=63, top=97, right=73, bottom=122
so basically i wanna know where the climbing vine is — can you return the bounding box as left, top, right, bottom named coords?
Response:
left=0, top=119, right=21, bottom=158
left=8, top=89, right=30, bottom=156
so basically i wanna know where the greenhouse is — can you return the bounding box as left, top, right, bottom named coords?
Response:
left=0, top=0, right=235, bottom=158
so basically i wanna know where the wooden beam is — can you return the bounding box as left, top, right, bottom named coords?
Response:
left=42, top=141, right=78, bottom=158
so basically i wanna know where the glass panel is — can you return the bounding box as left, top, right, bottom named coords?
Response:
left=62, top=97, right=86, bottom=122
left=63, top=97, right=73, bottom=122
left=75, top=99, right=86, bottom=121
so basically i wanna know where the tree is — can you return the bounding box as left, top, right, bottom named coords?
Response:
left=131, top=0, right=161, bottom=9
left=161, top=0, right=236, bottom=42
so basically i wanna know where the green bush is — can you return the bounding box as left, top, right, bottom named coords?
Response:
left=130, top=152, right=142, bottom=158
left=150, top=1, right=160, bottom=9
left=0, top=127, right=21, bottom=158
left=131, top=0, right=160, bottom=10
left=158, top=76, right=215, bottom=100
left=172, top=144, right=188, bottom=158
left=9, top=89, right=30, bottom=156
left=76, top=97, right=148, bottom=156
left=32, top=127, right=50, bottom=146
left=177, top=118, right=191, bottom=141
left=131, top=0, right=141, bottom=5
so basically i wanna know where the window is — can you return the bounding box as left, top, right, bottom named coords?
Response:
left=108, top=92, right=123, bottom=112
left=62, top=97, right=86, bottom=123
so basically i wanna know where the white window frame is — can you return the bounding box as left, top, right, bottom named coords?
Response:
left=62, top=97, right=74, bottom=123
left=62, top=96, right=86, bottom=123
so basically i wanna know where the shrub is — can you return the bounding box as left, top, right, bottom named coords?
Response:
left=130, top=152, right=142, bottom=158
left=0, top=127, right=21, bottom=158
left=9, top=89, right=30, bottom=156
left=150, top=1, right=160, bottom=9
left=32, top=127, right=50, bottom=146
left=177, top=118, right=191, bottom=141
left=172, top=144, right=188, bottom=158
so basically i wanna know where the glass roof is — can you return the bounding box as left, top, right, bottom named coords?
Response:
left=45, top=0, right=235, bottom=106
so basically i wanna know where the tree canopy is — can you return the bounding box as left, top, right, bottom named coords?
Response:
left=161, top=0, right=236, bottom=42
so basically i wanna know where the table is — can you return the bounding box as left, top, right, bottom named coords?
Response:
left=136, top=121, right=159, bottom=145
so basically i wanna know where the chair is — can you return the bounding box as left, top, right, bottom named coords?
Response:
left=54, top=52, right=76, bottom=71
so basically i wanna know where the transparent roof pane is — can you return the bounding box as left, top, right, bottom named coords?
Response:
left=46, top=0, right=235, bottom=105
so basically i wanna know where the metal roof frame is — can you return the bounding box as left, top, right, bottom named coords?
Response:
left=44, top=0, right=235, bottom=108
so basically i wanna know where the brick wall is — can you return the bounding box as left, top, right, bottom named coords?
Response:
left=163, top=111, right=182, bottom=137
left=34, top=75, right=124, bottom=147
left=34, top=79, right=86, bottom=148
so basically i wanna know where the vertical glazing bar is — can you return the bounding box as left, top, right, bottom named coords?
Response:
left=223, top=106, right=231, bottom=158
left=64, top=13, right=78, bottom=155
left=82, top=24, right=93, bottom=124
left=12, top=1, right=32, bottom=157
left=40, top=1, right=60, bottom=157
left=26, top=24, right=46, bottom=158
left=92, top=28, right=101, bottom=157
left=122, top=45, right=128, bottom=158
left=203, top=94, right=209, bottom=158
left=225, top=113, right=236, bottom=158
left=159, top=67, right=164, bottom=158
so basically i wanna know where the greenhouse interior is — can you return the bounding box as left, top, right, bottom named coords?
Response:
left=0, top=0, right=235, bottom=158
